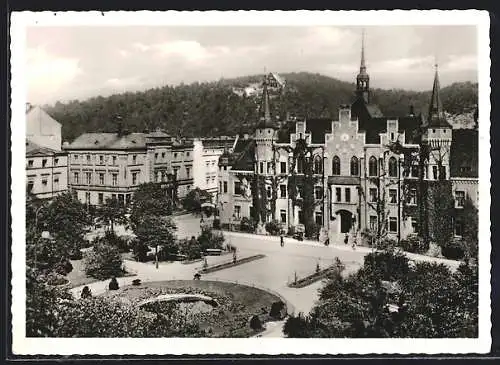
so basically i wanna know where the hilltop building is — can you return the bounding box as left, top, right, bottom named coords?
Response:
left=217, top=35, right=478, bottom=244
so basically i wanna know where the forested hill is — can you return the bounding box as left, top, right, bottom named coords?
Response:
left=44, top=72, right=478, bottom=142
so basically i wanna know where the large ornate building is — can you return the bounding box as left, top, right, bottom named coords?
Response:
left=217, top=38, right=478, bottom=244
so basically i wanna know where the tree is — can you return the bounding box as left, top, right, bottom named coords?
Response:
left=83, top=238, right=124, bottom=280
left=130, top=183, right=173, bottom=230
left=459, top=196, right=479, bottom=261
left=95, top=197, right=128, bottom=233
left=181, top=188, right=211, bottom=215
left=196, top=226, right=225, bottom=252
left=134, top=215, right=178, bottom=260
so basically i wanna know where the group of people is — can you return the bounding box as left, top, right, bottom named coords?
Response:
left=277, top=230, right=357, bottom=249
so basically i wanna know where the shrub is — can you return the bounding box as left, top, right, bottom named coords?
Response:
left=131, top=239, right=149, bottom=262
left=212, top=218, right=220, bottom=229
left=197, top=227, right=225, bottom=252
left=400, top=235, right=429, bottom=254
left=132, top=279, right=141, bottom=286
left=283, top=313, right=312, bottom=338
left=45, top=272, right=69, bottom=286
left=108, top=277, right=119, bottom=290
left=54, top=258, right=73, bottom=276
left=377, top=237, right=397, bottom=251
left=179, top=238, right=203, bottom=260
left=269, top=301, right=286, bottom=319
left=441, top=238, right=465, bottom=260
left=240, top=217, right=256, bottom=233
left=84, top=241, right=124, bottom=280
left=103, top=231, right=129, bottom=253
left=363, top=250, right=410, bottom=282
left=69, top=246, right=83, bottom=260
left=265, top=220, right=281, bottom=236
left=249, top=315, right=263, bottom=331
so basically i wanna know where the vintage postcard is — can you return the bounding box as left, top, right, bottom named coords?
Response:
left=10, top=10, right=491, bottom=355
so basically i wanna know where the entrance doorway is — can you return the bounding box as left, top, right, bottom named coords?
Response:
left=338, top=210, right=353, bottom=233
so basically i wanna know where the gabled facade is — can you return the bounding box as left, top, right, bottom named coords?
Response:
left=26, top=104, right=62, bottom=151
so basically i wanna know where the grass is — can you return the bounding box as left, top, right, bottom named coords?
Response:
left=104, top=280, right=282, bottom=337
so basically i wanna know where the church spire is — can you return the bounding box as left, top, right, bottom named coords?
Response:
left=428, top=63, right=443, bottom=119
left=356, top=29, right=370, bottom=103
left=260, top=74, right=272, bottom=124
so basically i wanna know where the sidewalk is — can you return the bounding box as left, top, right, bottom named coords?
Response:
left=221, top=230, right=461, bottom=269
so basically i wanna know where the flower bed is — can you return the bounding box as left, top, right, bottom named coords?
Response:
left=199, top=254, right=266, bottom=274
left=288, top=265, right=340, bottom=288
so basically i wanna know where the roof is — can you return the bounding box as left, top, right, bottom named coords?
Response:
left=230, top=139, right=255, bottom=171
left=276, top=121, right=295, bottom=143
left=306, top=118, right=332, bottom=144
left=365, top=104, right=384, bottom=118
left=359, top=116, right=422, bottom=144
left=450, top=129, right=478, bottom=178
left=65, top=132, right=148, bottom=150
left=26, top=139, right=60, bottom=156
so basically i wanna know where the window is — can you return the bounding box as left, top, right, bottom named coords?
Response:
left=389, top=189, right=397, bottom=204
left=73, top=154, right=78, bottom=161
left=345, top=188, right=351, bottom=202
left=154, top=153, right=158, bottom=161
left=54, top=158, right=59, bottom=166
left=388, top=157, right=398, bottom=177
left=332, top=156, right=340, bottom=175
left=162, top=152, right=165, bottom=159
left=186, top=167, right=190, bottom=179
left=455, top=190, right=465, bottom=208
left=53, top=176, right=59, bottom=189
left=41, top=178, right=48, bottom=187
left=99, top=173, right=105, bottom=185
left=112, top=156, right=117, bottom=165
left=315, top=211, right=323, bottom=226
left=259, top=162, right=264, bottom=174
left=27, top=181, right=34, bottom=192
left=126, top=194, right=131, bottom=205
left=267, top=162, right=272, bottom=174
left=219, top=182, right=222, bottom=193
left=73, top=172, right=79, bottom=184
left=411, top=217, right=418, bottom=233
left=86, top=172, right=92, bottom=185
left=186, top=151, right=190, bottom=157
left=267, top=187, right=272, bottom=199
left=87, top=155, right=91, bottom=164
left=432, top=166, right=438, bottom=180
left=206, top=177, right=210, bottom=185
left=390, top=132, right=395, bottom=141
left=369, top=216, right=377, bottom=231
left=368, top=156, right=378, bottom=176
left=118, top=194, right=124, bottom=206
left=298, top=210, right=305, bottom=224
left=297, top=157, right=305, bottom=174
left=112, top=173, right=118, bottom=186
left=223, top=166, right=227, bottom=171
left=280, top=161, right=287, bottom=174
left=350, top=156, right=359, bottom=176
left=314, top=187, right=323, bottom=200
left=174, top=152, right=178, bottom=158
left=408, top=188, right=417, bottom=205
left=223, top=181, right=228, bottom=193
left=314, top=156, right=323, bottom=174
left=42, top=159, right=47, bottom=167
left=234, top=181, right=242, bottom=195
left=389, top=217, right=398, bottom=233
left=98, top=193, right=104, bottom=205
left=85, top=192, right=91, bottom=204
left=27, top=160, right=33, bottom=167
left=234, top=205, right=241, bottom=219
left=454, top=220, right=464, bottom=237
left=369, top=188, right=377, bottom=203
left=99, top=155, right=104, bottom=164
left=335, top=187, right=341, bottom=202
left=411, top=164, right=419, bottom=178
left=439, top=166, right=446, bottom=180
left=211, top=176, right=215, bottom=183
left=280, top=184, right=287, bottom=198
left=133, top=155, right=137, bottom=164
left=280, top=209, right=287, bottom=223
left=132, top=172, right=138, bottom=185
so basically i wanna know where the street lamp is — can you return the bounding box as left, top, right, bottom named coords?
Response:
left=35, top=230, right=51, bottom=272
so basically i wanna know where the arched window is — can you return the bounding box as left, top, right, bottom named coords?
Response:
left=314, top=156, right=323, bottom=175
left=368, top=156, right=378, bottom=177
left=350, top=156, right=359, bottom=176
left=388, top=157, right=398, bottom=177
left=332, top=156, right=341, bottom=175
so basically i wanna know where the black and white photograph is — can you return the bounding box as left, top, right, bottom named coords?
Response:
left=10, top=10, right=490, bottom=355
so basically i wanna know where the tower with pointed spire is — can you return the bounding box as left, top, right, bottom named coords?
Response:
left=356, top=30, right=370, bottom=103
left=422, top=63, right=452, bottom=181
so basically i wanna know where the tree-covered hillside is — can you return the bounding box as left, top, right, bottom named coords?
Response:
left=44, top=72, right=478, bottom=142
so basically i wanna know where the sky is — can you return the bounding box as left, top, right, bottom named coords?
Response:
left=25, top=25, right=478, bottom=105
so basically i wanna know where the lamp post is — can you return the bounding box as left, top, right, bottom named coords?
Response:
left=35, top=230, right=51, bottom=272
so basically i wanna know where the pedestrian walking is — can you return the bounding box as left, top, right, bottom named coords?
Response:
left=344, top=233, right=349, bottom=245
left=324, top=237, right=330, bottom=246
left=280, top=232, right=284, bottom=247
left=352, top=235, right=357, bottom=250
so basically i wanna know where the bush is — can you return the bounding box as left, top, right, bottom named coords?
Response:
left=400, top=235, right=429, bottom=254
left=269, top=301, right=286, bottom=319
left=240, top=217, right=256, bottom=233
left=249, top=315, right=263, bottom=331
left=69, top=247, right=83, bottom=260
left=441, top=238, right=465, bottom=260
left=197, top=227, right=225, bottom=252
left=212, top=218, right=220, bottom=229
left=378, top=237, right=397, bottom=251
left=131, top=239, right=149, bottom=262
left=265, top=220, right=281, bottom=236
left=305, top=222, right=321, bottom=240
left=283, top=313, right=312, bottom=338
left=132, top=279, right=141, bottom=286
left=363, top=250, right=410, bottom=282
left=103, top=231, right=129, bottom=253
left=54, top=258, right=73, bottom=276
left=108, top=277, right=119, bottom=290
left=84, top=241, right=124, bottom=280
left=45, top=272, right=69, bottom=286
left=179, top=238, right=203, bottom=260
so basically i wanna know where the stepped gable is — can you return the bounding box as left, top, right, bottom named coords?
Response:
left=306, top=118, right=332, bottom=144
left=450, top=129, right=478, bottom=178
